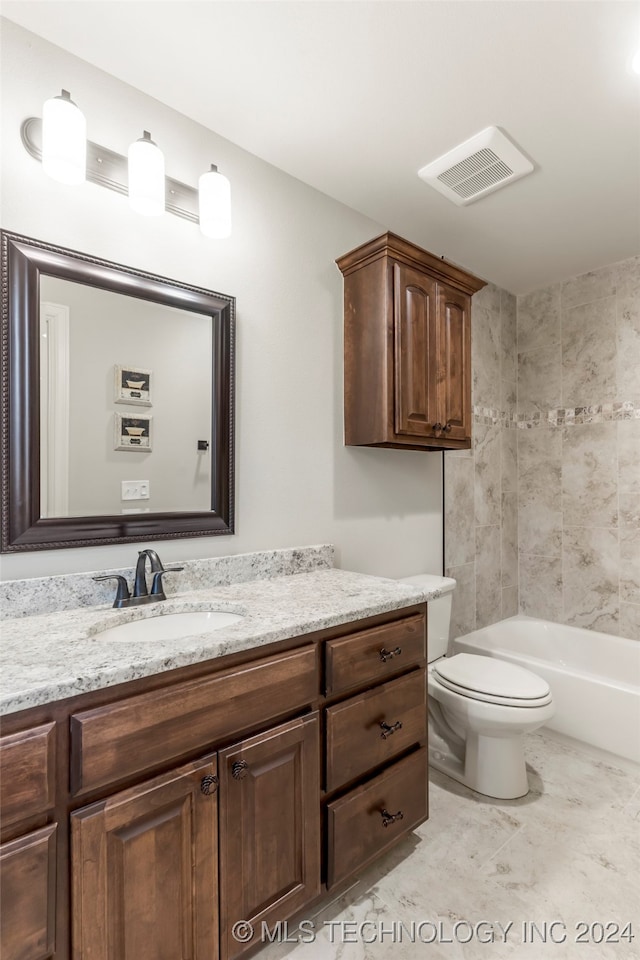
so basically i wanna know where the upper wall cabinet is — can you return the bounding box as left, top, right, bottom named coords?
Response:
left=336, top=232, right=486, bottom=451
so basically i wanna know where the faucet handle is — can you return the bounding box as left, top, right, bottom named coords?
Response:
left=150, top=567, right=184, bottom=598
left=93, top=575, right=131, bottom=608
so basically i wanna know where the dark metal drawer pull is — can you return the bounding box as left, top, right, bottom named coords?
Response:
left=381, top=808, right=404, bottom=828
left=200, top=775, right=219, bottom=795
left=232, top=759, right=249, bottom=780
left=379, top=646, right=402, bottom=663
left=379, top=720, right=403, bottom=739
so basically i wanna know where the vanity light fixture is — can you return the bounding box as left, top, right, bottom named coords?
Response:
left=21, top=97, right=232, bottom=237
left=199, top=163, right=232, bottom=239
left=41, top=90, right=87, bottom=185
left=128, top=131, right=165, bottom=216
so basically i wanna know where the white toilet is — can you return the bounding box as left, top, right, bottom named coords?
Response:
left=400, top=574, right=555, bottom=799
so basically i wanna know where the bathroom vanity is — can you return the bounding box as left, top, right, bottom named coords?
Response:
left=0, top=565, right=435, bottom=960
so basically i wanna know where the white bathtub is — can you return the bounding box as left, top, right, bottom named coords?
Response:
left=452, top=615, right=640, bottom=764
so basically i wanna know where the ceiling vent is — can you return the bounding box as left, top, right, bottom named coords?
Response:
left=418, top=126, right=534, bottom=206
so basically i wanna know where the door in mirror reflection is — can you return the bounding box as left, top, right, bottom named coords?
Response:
left=39, top=276, right=213, bottom=518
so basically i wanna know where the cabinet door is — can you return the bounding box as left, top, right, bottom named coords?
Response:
left=0, top=825, right=57, bottom=960
left=436, top=283, right=471, bottom=441
left=71, top=755, right=218, bottom=960
left=393, top=263, right=439, bottom=438
left=218, top=714, right=321, bottom=960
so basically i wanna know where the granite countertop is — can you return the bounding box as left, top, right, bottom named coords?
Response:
left=0, top=568, right=439, bottom=716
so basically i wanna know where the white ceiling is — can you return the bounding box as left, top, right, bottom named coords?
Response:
left=2, top=0, right=640, bottom=293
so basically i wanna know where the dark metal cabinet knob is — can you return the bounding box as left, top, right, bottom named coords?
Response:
left=379, top=646, right=402, bottom=663
left=232, top=759, right=249, bottom=780
left=432, top=422, right=443, bottom=431
left=381, top=808, right=404, bottom=828
left=443, top=422, right=452, bottom=432
left=200, top=774, right=219, bottom=795
left=379, top=720, right=403, bottom=739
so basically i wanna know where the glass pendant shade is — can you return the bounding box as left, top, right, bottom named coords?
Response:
left=128, top=131, right=165, bottom=216
left=199, top=164, right=232, bottom=238
left=41, top=90, right=86, bottom=185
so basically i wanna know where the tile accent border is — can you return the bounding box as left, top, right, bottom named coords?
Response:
left=474, top=401, right=640, bottom=429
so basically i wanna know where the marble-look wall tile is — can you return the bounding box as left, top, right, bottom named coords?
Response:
left=519, top=553, right=563, bottom=620
left=620, top=527, right=640, bottom=605
left=475, top=525, right=501, bottom=629
left=444, top=455, right=475, bottom=568
left=518, top=424, right=563, bottom=462
left=517, top=344, right=562, bottom=416
left=516, top=283, right=561, bottom=354
left=618, top=419, right=640, bottom=528
left=519, top=453, right=561, bottom=513
left=518, top=504, right=562, bottom=558
left=617, top=298, right=640, bottom=404
left=502, top=584, right=518, bottom=618
left=501, top=492, right=518, bottom=587
left=562, top=297, right=617, bottom=407
left=562, top=422, right=618, bottom=528
left=501, top=427, right=517, bottom=494
left=562, top=525, right=619, bottom=633
left=620, top=602, right=640, bottom=641
left=561, top=262, right=617, bottom=310
left=474, top=422, right=502, bottom=526
left=446, top=561, right=476, bottom=639
left=614, top=255, right=640, bottom=299
left=472, top=282, right=502, bottom=409
left=501, top=289, right=517, bottom=382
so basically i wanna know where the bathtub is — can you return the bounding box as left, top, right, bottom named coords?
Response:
left=451, top=615, right=640, bottom=764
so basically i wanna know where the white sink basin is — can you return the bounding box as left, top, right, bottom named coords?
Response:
left=94, top=610, right=243, bottom=643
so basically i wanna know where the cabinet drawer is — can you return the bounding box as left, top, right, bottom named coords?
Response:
left=0, top=723, right=56, bottom=829
left=326, top=748, right=427, bottom=889
left=0, top=824, right=57, bottom=960
left=324, top=613, right=425, bottom=696
left=325, top=669, right=426, bottom=792
left=71, top=645, right=317, bottom=796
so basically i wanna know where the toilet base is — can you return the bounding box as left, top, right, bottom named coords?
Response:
left=429, top=732, right=529, bottom=800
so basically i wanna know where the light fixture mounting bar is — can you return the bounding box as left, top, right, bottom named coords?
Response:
left=21, top=117, right=198, bottom=223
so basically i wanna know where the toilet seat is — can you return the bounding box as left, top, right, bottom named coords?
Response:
left=433, top=653, right=552, bottom=707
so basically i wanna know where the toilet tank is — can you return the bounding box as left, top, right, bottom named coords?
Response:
left=398, top=574, right=457, bottom=661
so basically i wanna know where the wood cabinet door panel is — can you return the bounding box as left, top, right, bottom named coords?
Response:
left=71, top=645, right=316, bottom=796
left=0, top=824, right=57, bottom=960
left=0, top=723, right=56, bottom=830
left=324, top=613, right=425, bottom=696
left=219, top=714, right=321, bottom=960
left=325, top=669, right=426, bottom=791
left=437, top=284, right=471, bottom=441
left=71, top=755, right=218, bottom=960
left=393, top=263, right=438, bottom=437
left=327, top=748, right=428, bottom=889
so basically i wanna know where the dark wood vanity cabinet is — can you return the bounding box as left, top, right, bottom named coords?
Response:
left=337, top=231, right=485, bottom=451
left=0, top=604, right=428, bottom=960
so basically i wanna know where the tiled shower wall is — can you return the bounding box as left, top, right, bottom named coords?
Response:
left=444, top=283, right=518, bottom=637
left=516, top=256, right=640, bottom=640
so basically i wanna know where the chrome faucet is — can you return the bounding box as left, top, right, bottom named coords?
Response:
left=94, top=548, right=184, bottom=608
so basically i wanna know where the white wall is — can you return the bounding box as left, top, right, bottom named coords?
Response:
left=0, top=19, right=443, bottom=581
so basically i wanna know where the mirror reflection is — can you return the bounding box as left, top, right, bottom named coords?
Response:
left=39, top=277, right=213, bottom=518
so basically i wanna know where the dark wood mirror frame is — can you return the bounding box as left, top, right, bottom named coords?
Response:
left=1, top=230, right=235, bottom=552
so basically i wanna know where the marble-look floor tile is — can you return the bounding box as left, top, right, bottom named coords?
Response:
left=516, top=284, right=561, bottom=354
left=562, top=297, right=617, bottom=407
left=562, top=526, right=619, bottom=634
left=562, top=422, right=618, bottom=528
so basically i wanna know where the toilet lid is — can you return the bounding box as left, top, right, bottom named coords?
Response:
left=433, top=653, right=552, bottom=705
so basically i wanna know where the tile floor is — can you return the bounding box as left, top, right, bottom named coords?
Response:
left=259, top=730, right=640, bottom=959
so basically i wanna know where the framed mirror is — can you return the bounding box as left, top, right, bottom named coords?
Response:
left=1, top=231, right=234, bottom=552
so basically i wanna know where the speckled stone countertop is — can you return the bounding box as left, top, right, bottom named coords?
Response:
left=0, top=568, right=441, bottom=716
